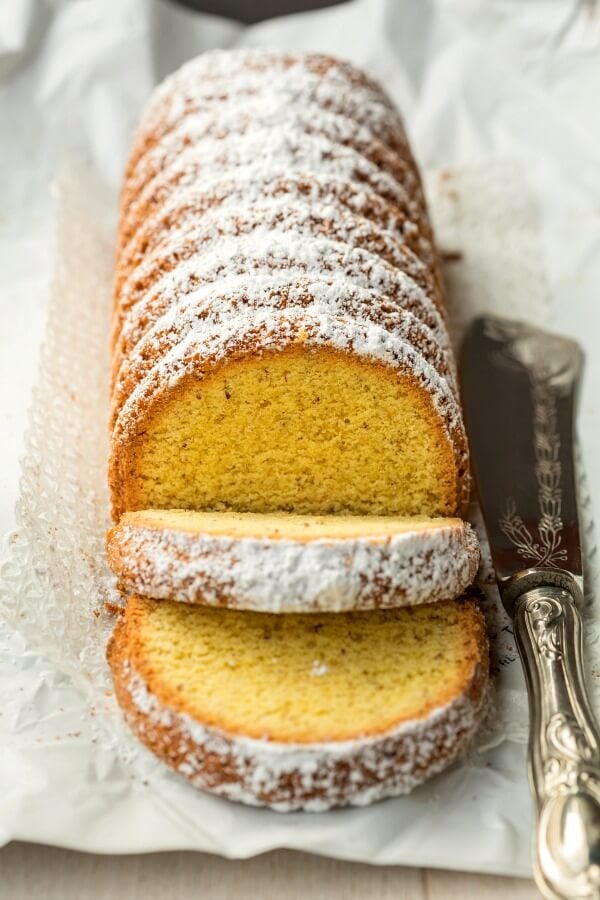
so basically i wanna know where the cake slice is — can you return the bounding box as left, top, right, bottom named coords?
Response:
left=108, top=595, right=488, bottom=810
left=109, top=310, right=469, bottom=521
left=107, top=510, right=480, bottom=612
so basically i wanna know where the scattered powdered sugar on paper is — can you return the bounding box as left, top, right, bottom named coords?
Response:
left=426, top=161, right=554, bottom=344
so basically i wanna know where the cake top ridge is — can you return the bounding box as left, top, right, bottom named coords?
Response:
left=117, top=167, right=431, bottom=261
left=116, top=195, right=434, bottom=300
left=112, top=276, right=458, bottom=411
left=117, top=229, right=446, bottom=339
left=120, top=128, right=417, bottom=236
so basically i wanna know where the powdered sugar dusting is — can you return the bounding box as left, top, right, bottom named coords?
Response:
left=118, top=172, right=436, bottom=282
left=117, top=228, right=443, bottom=332
left=126, top=102, right=419, bottom=207
left=108, top=517, right=480, bottom=612
left=116, top=196, right=437, bottom=305
left=116, top=652, right=486, bottom=811
left=310, top=660, right=329, bottom=677
left=120, top=130, right=419, bottom=250
left=131, top=50, right=404, bottom=164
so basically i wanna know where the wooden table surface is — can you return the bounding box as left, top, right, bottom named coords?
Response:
left=0, top=843, right=539, bottom=899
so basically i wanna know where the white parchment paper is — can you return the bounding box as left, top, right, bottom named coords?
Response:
left=1, top=0, right=600, bottom=877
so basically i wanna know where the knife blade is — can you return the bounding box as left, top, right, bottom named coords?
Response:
left=462, top=315, right=583, bottom=605
left=462, top=315, right=600, bottom=900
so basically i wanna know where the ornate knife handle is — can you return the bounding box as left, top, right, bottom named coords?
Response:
left=514, top=584, right=600, bottom=899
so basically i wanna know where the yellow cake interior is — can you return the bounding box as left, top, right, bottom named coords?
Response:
left=121, top=508, right=462, bottom=540
left=128, top=596, right=484, bottom=743
left=122, top=348, right=457, bottom=518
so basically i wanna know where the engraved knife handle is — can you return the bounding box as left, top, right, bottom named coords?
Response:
left=514, top=584, right=600, bottom=899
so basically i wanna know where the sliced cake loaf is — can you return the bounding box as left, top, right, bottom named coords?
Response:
left=106, top=50, right=487, bottom=808
left=108, top=595, right=488, bottom=810
left=107, top=510, right=480, bottom=612
left=109, top=48, right=469, bottom=520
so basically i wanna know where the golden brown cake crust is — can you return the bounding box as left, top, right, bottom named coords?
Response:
left=117, top=136, right=427, bottom=258
left=107, top=596, right=489, bottom=810
left=112, top=199, right=441, bottom=334
left=120, top=106, right=423, bottom=222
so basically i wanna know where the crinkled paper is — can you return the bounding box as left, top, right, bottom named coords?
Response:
left=1, top=0, right=600, bottom=877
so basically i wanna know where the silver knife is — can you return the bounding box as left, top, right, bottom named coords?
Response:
left=462, top=315, right=600, bottom=900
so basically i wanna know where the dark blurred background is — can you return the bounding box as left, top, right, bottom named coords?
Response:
left=178, top=0, right=346, bottom=23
